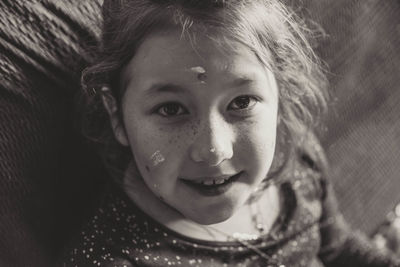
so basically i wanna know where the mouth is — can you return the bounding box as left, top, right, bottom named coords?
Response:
left=180, top=172, right=243, bottom=197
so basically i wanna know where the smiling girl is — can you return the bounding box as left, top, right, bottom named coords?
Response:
left=63, top=0, right=400, bottom=266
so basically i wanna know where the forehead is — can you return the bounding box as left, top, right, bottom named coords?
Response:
left=121, top=29, right=269, bottom=89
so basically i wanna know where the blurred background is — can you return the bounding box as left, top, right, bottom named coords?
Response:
left=1, top=0, right=399, bottom=266
left=302, top=0, right=400, bottom=233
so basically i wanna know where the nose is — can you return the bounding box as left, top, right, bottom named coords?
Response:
left=189, top=115, right=233, bottom=166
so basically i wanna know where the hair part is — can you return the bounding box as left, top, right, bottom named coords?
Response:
left=79, top=0, right=329, bottom=181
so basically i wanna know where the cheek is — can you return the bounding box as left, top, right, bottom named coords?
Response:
left=127, top=121, right=195, bottom=176
left=124, top=120, right=166, bottom=174
left=236, top=117, right=277, bottom=166
left=131, top=138, right=171, bottom=176
left=149, top=150, right=165, bottom=167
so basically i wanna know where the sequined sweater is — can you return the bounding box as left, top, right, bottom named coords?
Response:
left=62, top=149, right=400, bottom=267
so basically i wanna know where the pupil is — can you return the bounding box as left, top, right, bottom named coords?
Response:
left=164, top=104, right=179, bottom=115
left=236, top=97, right=250, bottom=109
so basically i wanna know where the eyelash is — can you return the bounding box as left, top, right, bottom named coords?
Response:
left=228, top=95, right=259, bottom=112
left=154, top=95, right=259, bottom=118
left=155, top=102, right=188, bottom=117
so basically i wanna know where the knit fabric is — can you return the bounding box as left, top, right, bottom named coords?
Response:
left=300, top=0, right=400, bottom=233
left=0, top=1, right=104, bottom=266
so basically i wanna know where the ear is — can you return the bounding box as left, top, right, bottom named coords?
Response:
left=101, top=86, right=129, bottom=146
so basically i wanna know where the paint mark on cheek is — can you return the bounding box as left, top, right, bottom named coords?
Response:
left=150, top=150, right=165, bottom=166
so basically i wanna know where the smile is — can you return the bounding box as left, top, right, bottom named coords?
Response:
left=192, top=176, right=231, bottom=186
left=180, top=172, right=243, bottom=197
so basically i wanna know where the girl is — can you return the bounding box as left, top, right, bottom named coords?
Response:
left=63, top=0, right=400, bottom=266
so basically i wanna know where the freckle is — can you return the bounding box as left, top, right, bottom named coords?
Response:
left=170, top=136, right=178, bottom=145
left=190, top=124, right=198, bottom=136
left=145, top=165, right=150, bottom=172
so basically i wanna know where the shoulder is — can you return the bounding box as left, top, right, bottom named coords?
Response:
left=285, top=129, right=329, bottom=189
left=61, top=186, right=139, bottom=266
left=283, top=130, right=330, bottom=216
left=288, top=130, right=346, bottom=225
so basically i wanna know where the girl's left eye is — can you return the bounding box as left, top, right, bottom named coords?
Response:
left=228, top=95, right=258, bottom=111
left=156, top=102, right=188, bottom=117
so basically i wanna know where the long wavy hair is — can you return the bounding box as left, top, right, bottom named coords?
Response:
left=79, top=0, right=328, bottom=182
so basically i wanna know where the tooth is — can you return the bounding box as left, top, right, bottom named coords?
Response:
left=214, top=178, right=225, bottom=185
left=202, top=180, right=214, bottom=186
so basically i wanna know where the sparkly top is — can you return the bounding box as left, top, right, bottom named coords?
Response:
left=62, top=139, right=400, bottom=267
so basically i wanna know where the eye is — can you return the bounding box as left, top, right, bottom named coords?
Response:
left=228, top=95, right=258, bottom=111
left=156, top=102, right=188, bottom=117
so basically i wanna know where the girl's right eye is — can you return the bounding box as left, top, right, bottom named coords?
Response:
left=156, top=102, right=188, bottom=117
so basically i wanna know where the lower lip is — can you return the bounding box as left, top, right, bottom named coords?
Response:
left=181, top=172, right=243, bottom=197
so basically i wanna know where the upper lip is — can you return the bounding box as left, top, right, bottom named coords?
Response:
left=180, top=174, right=235, bottom=181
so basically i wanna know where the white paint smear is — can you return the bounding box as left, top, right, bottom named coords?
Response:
left=150, top=150, right=165, bottom=166
left=190, top=66, right=206, bottom=73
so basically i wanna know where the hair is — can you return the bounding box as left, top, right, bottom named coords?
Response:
left=79, top=0, right=329, bottom=181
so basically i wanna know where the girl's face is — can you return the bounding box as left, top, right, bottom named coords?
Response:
left=115, top=29, right=278, bottom=224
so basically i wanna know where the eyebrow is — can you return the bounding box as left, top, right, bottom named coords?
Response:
left=231, top=77, right=254, bottom=87
left=144, top=83, right=187, bottom=97
left=143, top=77, right=256, bottom=97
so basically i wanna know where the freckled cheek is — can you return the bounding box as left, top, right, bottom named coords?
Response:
left=132, top=129, right=192, bottom=176
left=135, top=132, right=193, bottom=198
left=125, top=124, right=166, bottom=173
left=133, top=144, right=169, bottom=174
left=235, top=123, right=277, bottom=163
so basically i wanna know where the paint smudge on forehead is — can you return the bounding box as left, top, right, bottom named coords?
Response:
left=190, top=66, right=206, bottom=74
left=150, top=150, right=165, bottom=166
left=190, top=66, right=207, bottom=83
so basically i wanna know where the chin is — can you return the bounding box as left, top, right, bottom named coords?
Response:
left=185, top=205, right=236, bottom=225
left=190, top=214, right=232, bottom=225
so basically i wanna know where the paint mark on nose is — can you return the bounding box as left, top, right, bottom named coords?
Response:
left=150, top=150, right=165, bottom=166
